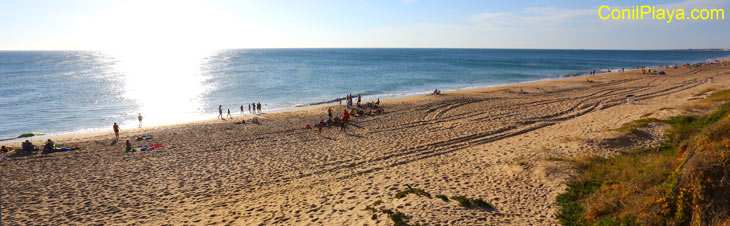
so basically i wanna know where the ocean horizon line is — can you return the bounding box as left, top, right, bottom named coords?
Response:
left=1, top=47, right=729, bottom=52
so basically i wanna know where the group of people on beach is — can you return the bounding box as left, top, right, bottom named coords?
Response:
left=3, top=138, right=77, bottom=155
left=314, top=107, right=351, bottom=134
left=587, top=60, right=726, bottom=77
left=344, top=93, right=363, bottom=109
left=310, top=93, right=385, bottom=135
left=218, top=103, right=262, bottom=120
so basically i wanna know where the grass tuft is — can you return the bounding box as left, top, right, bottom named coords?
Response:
left=450, top=196, right=472, bottom=208
left=450, top=196, right=494, bottom=210
left=394, top=185, right=432, bottom=199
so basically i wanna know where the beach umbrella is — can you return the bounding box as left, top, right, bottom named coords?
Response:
left=17, top=132, right=45, bottom=138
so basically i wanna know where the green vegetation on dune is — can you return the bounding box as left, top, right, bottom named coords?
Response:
left=558, top=90, right=730, bottom=226
left=365, top=186, right=495, bottom=225
left=394, top=186, right=432, bottom=199
left=612, top=117, right=660, bottom=133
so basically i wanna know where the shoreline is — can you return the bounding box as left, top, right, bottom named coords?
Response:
left=0, top=68, right=653, bottom=146
left=4, top=57, right=728, bottom=146
left=2, top=57, right=727, bottom=147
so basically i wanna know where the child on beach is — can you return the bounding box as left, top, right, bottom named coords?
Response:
left=340, top=117, right=347, bottom=132
left=124, top=140, right=133, bottom=152
left=318, top=120, right=324, bottom=135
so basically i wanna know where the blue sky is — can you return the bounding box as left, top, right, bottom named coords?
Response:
left=0, top=0, right=728, bottom=50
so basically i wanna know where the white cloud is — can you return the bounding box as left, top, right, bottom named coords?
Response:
left=366, top=0, right=730, bottom=49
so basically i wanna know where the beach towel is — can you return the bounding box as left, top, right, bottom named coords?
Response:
left=135, top=144, right=164, bottom=151
left=0, top=156, right=7, bottom=161
left=136, top=135, right=153, bottom=141
left=123, top=148, right=136, bottom=152
left=42, top=147, right=73, bottom=154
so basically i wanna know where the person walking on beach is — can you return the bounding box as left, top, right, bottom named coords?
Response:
left=248, top=104, right=252, bottom=114
left=137, top=113, right=143, bottom=128
left=257, top=103, right=262, bottom=113
left=227, top=108, right=232, bottom=119
left=113, top=122, right=120, bottom=139
left=328, top=108, right=333, bottom=120
left=240, top=105, right=244, bottom=115
left=357, top=94, right=361, bottom=104
left=218, top=105, right=223, bottom=119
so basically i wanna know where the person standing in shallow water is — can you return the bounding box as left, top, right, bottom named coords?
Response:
left=138, top=113, right=143, bottom=128
left=257, top=103, right=262, bottom=113
left=227, top=108, right=232, bottom=119
left=248, top=104, right=252, bottom=114
left=113, top=122, right=120, bottom=139
left=218, top=105, right=223, bottom=119
left=240, top=105, right=243, bottom=115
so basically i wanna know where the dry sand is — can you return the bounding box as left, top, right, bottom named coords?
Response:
left=1, top=61, right=730, bottom=225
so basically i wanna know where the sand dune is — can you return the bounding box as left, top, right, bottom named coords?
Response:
left=2, top=62, right=729, bottom=225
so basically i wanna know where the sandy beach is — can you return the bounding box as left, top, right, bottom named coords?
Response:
left=2, top=61, right=730, bottom=225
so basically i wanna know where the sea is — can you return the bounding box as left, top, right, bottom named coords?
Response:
left=1, top=48, right=729, bottom=141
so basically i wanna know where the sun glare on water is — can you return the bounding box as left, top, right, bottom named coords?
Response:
left=108, top=48, right=215, bottom=128
left=90, top=0, right=232, bottom=128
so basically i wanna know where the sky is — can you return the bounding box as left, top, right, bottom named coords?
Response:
left=0, top=0, right=728, bottom=50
